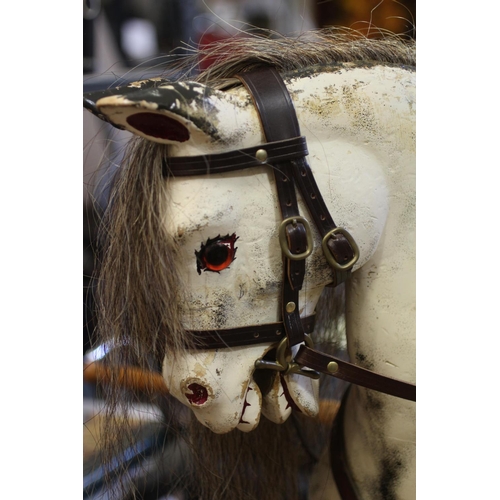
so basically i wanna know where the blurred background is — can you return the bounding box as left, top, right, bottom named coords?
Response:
left=83, top=2, right=415, bottom=498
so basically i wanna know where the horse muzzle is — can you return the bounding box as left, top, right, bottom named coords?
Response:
left=162, top=342, right=319, bottom=433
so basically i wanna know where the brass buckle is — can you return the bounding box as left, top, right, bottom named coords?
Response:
left=321, top=227, right=360, bottom=271
left=255, top=335, right=320, bottom=380
left=278, top=216, right=313, bottom=260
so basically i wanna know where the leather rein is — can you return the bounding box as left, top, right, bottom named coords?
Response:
left=163, top=66, right=416, bottom=405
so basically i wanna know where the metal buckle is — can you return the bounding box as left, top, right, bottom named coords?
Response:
left=255, top=335, right=319, bottom=379
left=278, top=216, right=313, bottom=260
left=321, top=227, right=360, bottom=271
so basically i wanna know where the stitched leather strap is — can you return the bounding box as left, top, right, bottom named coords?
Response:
left=330, top=387, right=360, bottom=500
left=163, top=136, right=308, bottom=176
left=295, top=345, right=416, bottom=401
left=291, top=157, right=354, bottom=286
left=238, top=67, right=357, bottom=288
left=187, top=314, right=316, bottom=349
left=237, top=68, right=301, bottom=138
left=237, top=67, right=307, bottom=347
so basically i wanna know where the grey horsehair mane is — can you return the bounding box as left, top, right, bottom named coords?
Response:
left=175, top=27, right=416, bottom=84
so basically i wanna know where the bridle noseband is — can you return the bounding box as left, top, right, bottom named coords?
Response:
left=164, top=66, right=416, bottom=404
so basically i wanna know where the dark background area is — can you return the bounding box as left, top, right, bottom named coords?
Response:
left=84, top=0, right=415, bottom=74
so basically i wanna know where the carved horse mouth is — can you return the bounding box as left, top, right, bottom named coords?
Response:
left=238, top=386, right=255, bottom=425
left=253, top=347, right=305, bottom=412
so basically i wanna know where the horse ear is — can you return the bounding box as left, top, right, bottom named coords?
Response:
left=83, top=79, right=228, bottom=145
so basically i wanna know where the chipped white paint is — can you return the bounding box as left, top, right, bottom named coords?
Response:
left=97, top=95, right=159, bottom=112
left=95, top=64, right=415, bottom=498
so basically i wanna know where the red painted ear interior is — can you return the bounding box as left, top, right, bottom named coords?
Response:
left=127, top=112, right=190, bottom=142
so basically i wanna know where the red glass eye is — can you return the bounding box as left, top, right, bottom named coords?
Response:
left=195, top=234, right=238, bottom=275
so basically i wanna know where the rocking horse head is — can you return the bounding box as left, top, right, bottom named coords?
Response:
left=86, top=29, right=415, bottom=500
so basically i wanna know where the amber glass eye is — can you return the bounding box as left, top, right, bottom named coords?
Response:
left=195, top=234, right=239, bottom=275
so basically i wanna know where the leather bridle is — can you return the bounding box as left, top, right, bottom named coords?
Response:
left=164, top=66, right=416, bottom=404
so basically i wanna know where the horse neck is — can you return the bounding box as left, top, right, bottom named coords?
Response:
left=279, top=65, right=415, bottom=499
left=300, top=66, right=416, bottom=500
left=342, top=175, right=416, bottom=498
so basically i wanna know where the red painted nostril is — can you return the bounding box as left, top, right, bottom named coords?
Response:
left=185, top=383, right=208, bottom=405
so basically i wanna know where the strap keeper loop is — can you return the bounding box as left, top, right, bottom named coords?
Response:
left=321, top=227, right=360, bottom=271
left=278, top=216, right=313, bottom=260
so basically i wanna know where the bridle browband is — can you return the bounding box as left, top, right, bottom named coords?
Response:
left=163, top=66, right=416, bottom=404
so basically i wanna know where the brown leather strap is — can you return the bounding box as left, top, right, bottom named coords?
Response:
left=163, top=136, right=308, bottom=176
left=291, top=157, right=354, bottom=286
left=330, top=387, right=360, bottom=500
left=237, top=67, right=308, bottom=347
left=238, top=68, right=356, bottom=288
left=295, top=345, right=416, bottom=401
left=286, top=223, right=308, bottom=291
left=236, top=67, right=301, bottom=139
left=274, top=167, right=306, bottom=294
left=188, top=314, right=316, bottom=349
left=281, top=282, right=305, bottom=347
